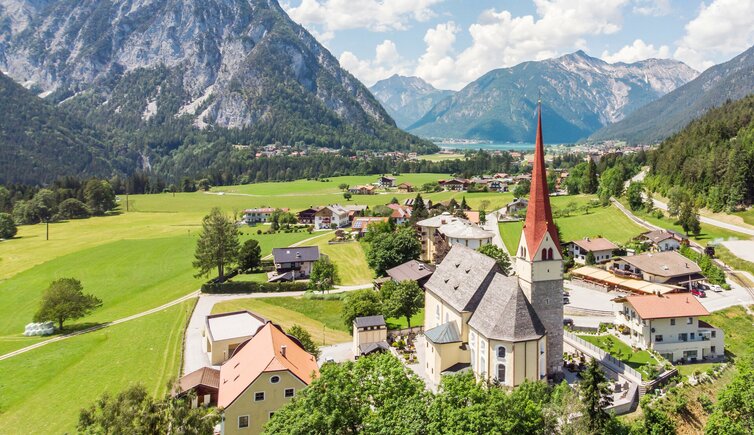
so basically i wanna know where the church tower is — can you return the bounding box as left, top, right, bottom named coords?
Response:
left=515, top=102, right=564, bottom=376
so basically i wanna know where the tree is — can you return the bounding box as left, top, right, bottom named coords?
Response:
left=705, top=358, right=754, bottom=434
left=477, top=244, right=512, bottom=276
left=581, top=159, right=599, bottom=194
left=597, top=167, right=624, bottom=205
left=343, top=192, right=352, bottom=201
left=0, top=212, right=17, bottom=239
left=31, top=188, right=57, bottom=222
left=0, top=186, right=10, bottom=212
left=342, top=290, right=383, bottom=331
left=636, top=397, right=676, bottom=435
left=460, top=196, right=470, bottom=210
left=287, top=324, right=320, bottom=358
left=197, top=179, right=211, bottom=191
left=579, top=358, right=613, bottom=433
left=676, top=201, right=701, bottom=236
left=33, top=278, right=103, bottom=330
left=627, top=182, right=644, bottom=211
left=410, top=194, right=428, bottom=223
left=513, top=180, right=531, bottom=198
left=366, top=226, right=421, bottom=275
left=193, top=208, right=240, bottom=281
left=644, top=192, right=655, bottom=213
left=585, top=251, right=596, bottom=265
left=308, top=257, right=340, bottom=292
left=78, top=384, right=220, bottom=434
left=58, top=198, right=91, bottom=219
left=12, top=200, right=37, bottom=224
left=238, top=239, right=262, bottom=272
left=338, top=183, right=349, bottom=191
left=667, top=187, right=687, bottom=217
left=380, top=280, right=424, bottom=328
left=84, top=180, right=116, bottom=216
left=390, top=197, right=399, bottom=204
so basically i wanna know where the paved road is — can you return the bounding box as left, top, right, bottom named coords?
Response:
left=482, top=209, right=508, bottom=254
left=0, top=291, right=200, bottom=362
left=650, top=198, right=754, bottom=237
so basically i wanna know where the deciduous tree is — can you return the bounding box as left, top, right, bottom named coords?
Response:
left=366, top=227, right=421, bottom=276
left=627, top=182, right=644, bottom=211
left=287, top=324, right=320, bottom=358
left=380, top=280, right=423, bottom=328
left=477, top=244, right=512, bottom=276
left=0, top=212, right=17, bottom=239
left=341, top=290, right=383, bottom=331
left=34, top=278, right=103, bottom=330
left=308, top=257, right=340, bottom=292
left=84, top=180, right=116, bottom=216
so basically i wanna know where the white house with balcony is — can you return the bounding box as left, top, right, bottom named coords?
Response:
left=613, top=293, right=724, bottom=363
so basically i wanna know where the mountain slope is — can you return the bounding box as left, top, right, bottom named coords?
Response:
left=0, top=0, right=433, bottom=169
left=0, top=71, right=116, bottom=184
left=590, top=45, right=754, bottom=144
left=369, top=75, right=454, bottom=128
left=408, top=51, right=697, bottom=143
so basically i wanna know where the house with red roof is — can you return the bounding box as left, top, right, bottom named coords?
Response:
left=614, top=293, right=724, bottom=363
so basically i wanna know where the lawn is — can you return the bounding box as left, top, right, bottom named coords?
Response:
left=386, top=309, right=424, bottom=329
left=734, top=208, right=754, bottom=226
left=578, top=334, right=659, bottom=380
left=313, top=238, right=373, bottom=285
left=212, top=296, right=351, bottom=345
left=212, top=174, right=450, bottom=196
left=0, top=300, right=192, bottom=434
left=418, top=153, right=465, bottom=161
left=702, top=305, right=754, bottom=360
left=231, top=272, right=269, bottom=283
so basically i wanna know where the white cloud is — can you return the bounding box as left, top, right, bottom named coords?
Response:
left=632, top=0, right=671, bottom=16
left=414, top=0, right=630, bottom=89
left=602, top=39, right=670, bottom=63
left=338, top=40, right=411, bottom=86
left=674, top=0, right=754, bottom=71
left=283, top=0, right=443, bottom=34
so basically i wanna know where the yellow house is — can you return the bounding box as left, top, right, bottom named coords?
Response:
left=218, top=322, right=319, bottom=435
left=205, top=311, right=266, bottom=365
left=352, top=315, right=389, bottom=358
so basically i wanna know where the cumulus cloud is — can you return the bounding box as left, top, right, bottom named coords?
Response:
left=632, top=0, right=671, bottom=16
left=338, top=40, right=412, bottom=86
left=414, top=0, right=630, bottom=89
left=674, top=0, right=754, bottom=71
left=283, top=0, right=443, bottom=34
left=602, top=39, right=670, bottom=63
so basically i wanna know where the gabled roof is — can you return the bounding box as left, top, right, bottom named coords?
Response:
left=386, top=260, right=435, bottom=282
left=522, top=102, right=560, bottom=259
left=623, top=293, right=709, bottom=319
left=354, top=315, right=386, bottom=328
left=218, top=322, right=319, bottom=409
left=272, top=246, right=320, bottom=263
left=352, top=216, right=388, bottom=230
left=359, top=341, right=390, bottom=355
left=570, top=237, right=619, bottom=252
left=177, top=367, right=220, bottom=394
left=468, top=274, right=546, bottom=342
left=424, top=245, right=498, bottom=313
left=618, top=251, right=701, bottom=277
left=640, top=229, right=686, bottom=243
left=425, top=321, right=462, bottom=344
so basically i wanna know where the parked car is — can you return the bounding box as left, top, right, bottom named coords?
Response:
left=563, top=297, right=570, bottom=305
left=563, top=318, right=574, bottom=327
left=710, top=284, right=723, bottom=292
left=691, top=288, right=706, bottom=298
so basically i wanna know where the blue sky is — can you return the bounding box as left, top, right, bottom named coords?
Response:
left=281, top=0, right=754, bottom=90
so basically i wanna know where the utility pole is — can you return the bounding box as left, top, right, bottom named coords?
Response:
left=46, top=220, right=49, bottom=241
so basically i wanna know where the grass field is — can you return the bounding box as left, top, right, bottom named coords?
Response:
left=579, top=334, right=658, bottom=380
left=418, top=153, right=465, bottom=161
left=212, top=174, right=450, bottom=196
left=212, top=296, right=351, bottom=345
left=313, top=239, right=373, bottom=285
left=0, top=300, right=192, bottom=434
left=734, top=209, right=754, bottom=226
left=386, top=309, right=424, bottom=329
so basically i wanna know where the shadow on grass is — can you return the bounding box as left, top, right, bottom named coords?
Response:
left=50, top=322, right=108, bottom=336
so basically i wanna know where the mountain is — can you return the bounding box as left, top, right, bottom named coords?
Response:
left=590, top=45, right=754, bottom=144
left=408, top=51, right=697, bottom=143
left=0, top=0, right=433, bottom=182
left=0, top=71, right=118, bottom=184
left=369, top=75, right=454, bottom=128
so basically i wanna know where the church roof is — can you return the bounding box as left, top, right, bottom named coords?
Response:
left=423, top=245, right=499, bottom=313
left=468, top=274, right=547, bottom=342
left=522, top=103, right=561, bottom=260
left=424, top=321, right=462, bottom=344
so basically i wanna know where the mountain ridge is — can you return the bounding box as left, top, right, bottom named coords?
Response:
left=369, top=74, right=454, bottom=129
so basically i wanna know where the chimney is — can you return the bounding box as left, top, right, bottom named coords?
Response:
left=281, top=345, right=287, bottom=358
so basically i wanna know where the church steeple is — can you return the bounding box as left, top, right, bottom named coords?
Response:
left=522, top=101, right=560, bottom=260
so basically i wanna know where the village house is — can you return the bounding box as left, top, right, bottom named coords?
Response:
left=348, top=185, right=377, bottom=195
left=613, top=293, right=724, bottom=363
left=502, top=198, right=528, bottom=217
left=204, top=311, right=267, bottom=365
left=314, top=205, right=349, bottom=229
left=439, top=178, right=469, bottom=191
left=175, top=367, right=220, bottom=408
left=296, top=207, right=321, bottom=225
left=376, top=176, right=396, bottom=188
left=385, top=259, right=435, bottom=288
left=351, top=216, right=389, bottom=238
left=352, top=315, right=390, bottom=359
left=637, top=229, right=686, bottom=252
left=611, top=251, right=704, bottom=287
left=242, top=208, right=289, bottom=224
left=343, top=204, right=369, bottom=222
left=416, top=213, right=494, bottom=263
left=387, top=203, right=412, bottom=224
left=423, top=105, right=563, bottom=387
left=566, top=237, right=619, bottom=264
left=217, top=322, right=319, bottom=435
left=397, top=182, right=414, bottom=193
left=270, top=246, right=321, bottom=282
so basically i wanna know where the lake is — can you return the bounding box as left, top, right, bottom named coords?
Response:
left=436, top=141, right=573, bottom=152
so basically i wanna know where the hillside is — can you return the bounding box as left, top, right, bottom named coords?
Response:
left=0, top=0, right=433, bottom=183
left=0, top=71, right=117, bottom=184
left=369, top=75, right=454, bottom=129
left=591, top=45, right=754, bottom=144
left=648, top=94, right=754, bottom=211
left=408, top=51, right=696, bottom=143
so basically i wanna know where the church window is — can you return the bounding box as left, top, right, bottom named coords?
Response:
left=541, top=249, right=547, bottom=260
left=497, top=364, right=506, bottom=383
left=547, top=248, right=553, bottom=260
left=497, top=346, right=506, bottom=359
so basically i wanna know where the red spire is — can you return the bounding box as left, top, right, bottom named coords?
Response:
left=522, top=101, right=560, bottom=260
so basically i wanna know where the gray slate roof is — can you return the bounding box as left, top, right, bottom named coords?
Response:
left=467, top=274, right=546, bottom=342
left=386, top=260, right=435, bottom=282
left=424, top=321, right=462, bottom=344
left=354, top=315, right=386, bottom=328
left=423, top=245, right=498, bottom=313
left=272, top=246, right=320, bottom=263
left=358, top=341, right=390, bottom=355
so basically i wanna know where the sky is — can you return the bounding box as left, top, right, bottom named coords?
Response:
left=280, top=0, right=754, bottom=90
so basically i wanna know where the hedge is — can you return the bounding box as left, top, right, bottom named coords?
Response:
left=201, top=280, right=309, bottom=294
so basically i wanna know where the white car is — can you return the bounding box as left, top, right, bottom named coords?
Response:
left=710, top=284, right=723, bottom=292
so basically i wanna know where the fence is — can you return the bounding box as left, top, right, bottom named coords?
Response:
left=388, top=326, right=424, bottom=337
left=563, top=331, right=644, bottom=383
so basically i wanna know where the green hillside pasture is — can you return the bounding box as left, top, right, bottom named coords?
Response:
left=0, top=300, right=192, bottom=434
left=313, top=238, right=373, bottom=285
left=214, top=174, right=450, bottom=196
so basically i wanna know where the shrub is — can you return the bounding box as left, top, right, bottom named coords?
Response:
left=697, top=395, right=714, bottom=414
left=200, top=281, right=308, bottom=294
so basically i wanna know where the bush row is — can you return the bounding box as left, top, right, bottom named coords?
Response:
left=201, top=280, right=309, bottom=294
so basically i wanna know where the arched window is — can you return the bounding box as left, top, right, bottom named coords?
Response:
left=548, top=248, right=553, bottom=260
left=541, top=249, right=547, bottom=260
left=435, top=304, right=440, bottom=321
left=497, top=346, right=506, bottom=359
left=497, top=364, right=506, bottom=383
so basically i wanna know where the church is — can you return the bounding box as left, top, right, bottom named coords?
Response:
left=422, top=103, right=564, bottom=387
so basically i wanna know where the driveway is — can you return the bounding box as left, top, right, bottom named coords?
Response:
left=721, top=240, right=754, bottom=262
left=318, top=342, right=353, bottom=365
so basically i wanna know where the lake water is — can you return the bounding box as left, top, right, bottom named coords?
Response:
left=436, top=141, right=572, bottom=152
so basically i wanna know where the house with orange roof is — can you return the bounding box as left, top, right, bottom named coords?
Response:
left=217, top=322, right=319, bottom=434
left=613, top=293, right=724, bottom=364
